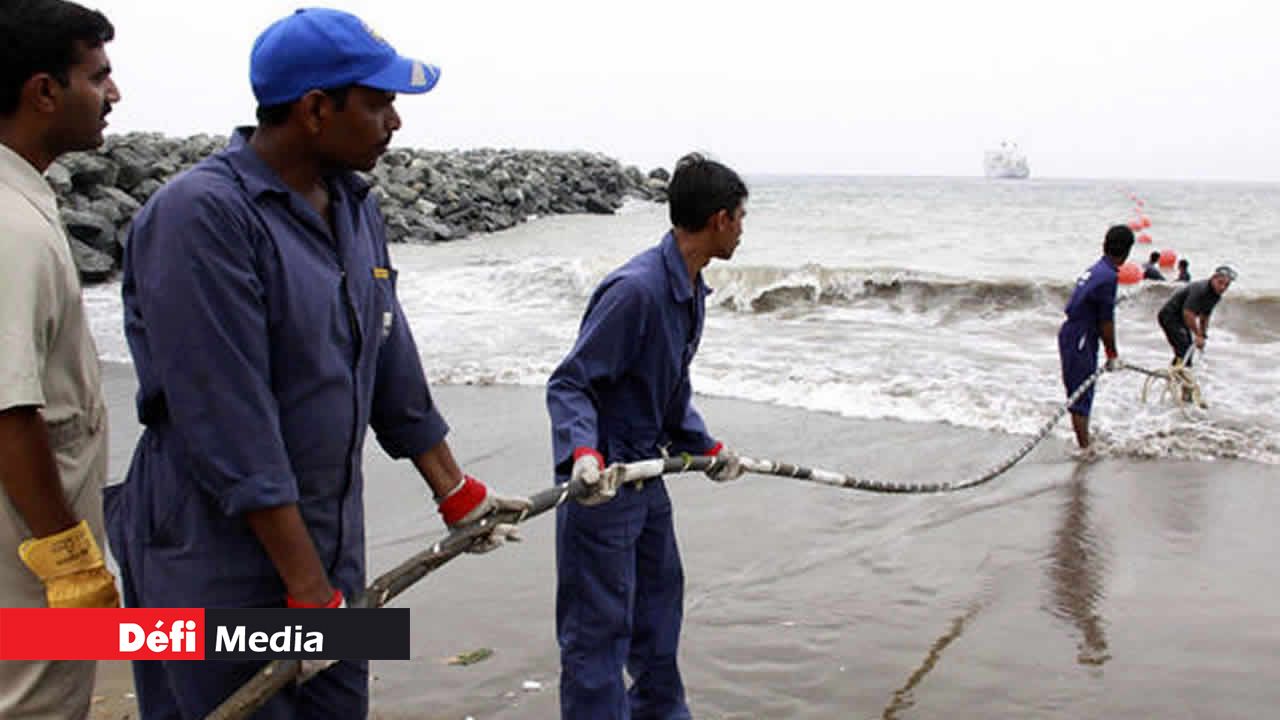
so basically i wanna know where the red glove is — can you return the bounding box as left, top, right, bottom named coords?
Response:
left=437, top=475, right=489, bottom=528
left=572, top=447, right=613, bottom=506
left=286, top=587, right=344, bottom=609
left=436, top=476, right=532, bottom=554
left=573, top=446, right=605, bottom=469
left=705, top=442, right=745, bottom=482
left=285, top=588, right=343, bottom=684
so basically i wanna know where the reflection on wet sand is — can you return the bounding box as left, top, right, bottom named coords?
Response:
left=1046, top=462, right=1111, bottom=666
left=880, top=460, right=1114, bottom=719
left=880, top=600, right=985, bottom=720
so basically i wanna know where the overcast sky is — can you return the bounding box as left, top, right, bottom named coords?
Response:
left=89, top=0, right=1279, bottom=181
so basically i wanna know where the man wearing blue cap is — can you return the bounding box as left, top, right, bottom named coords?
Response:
left=106, top=9, right=528, bottom=718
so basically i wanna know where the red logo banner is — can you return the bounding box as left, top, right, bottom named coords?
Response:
left=0, top=608, right=206, bottom=660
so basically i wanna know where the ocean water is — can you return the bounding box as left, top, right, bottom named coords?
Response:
left=84, top=177, right=1280, bottom=720
left=82, top=176, right=1280, bottom=465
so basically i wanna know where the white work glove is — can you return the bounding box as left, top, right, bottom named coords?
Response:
left=288, top=589, right=344, bottom=685
left=1104, top=355, right=1121, bottom=372
left=571, top=448, right=617, bottom=506
left=705, top=443, right=745, bottom=483
left=437, top=475, right=531, bottom=554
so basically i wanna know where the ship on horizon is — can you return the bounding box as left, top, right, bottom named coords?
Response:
left=984, top=141, right=1030, bottom=179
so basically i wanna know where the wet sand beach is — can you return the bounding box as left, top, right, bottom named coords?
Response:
left=92, top=362, right=1279, bottom=719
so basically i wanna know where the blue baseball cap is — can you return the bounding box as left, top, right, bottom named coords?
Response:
left=250, top=8, right=440, bottom=106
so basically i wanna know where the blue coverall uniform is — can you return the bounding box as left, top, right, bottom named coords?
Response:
left=106, top=129, right=449, bottom=719
left=547, top=232, right=717, bottom=720
left=1059, top=256, right=1119, bottom=416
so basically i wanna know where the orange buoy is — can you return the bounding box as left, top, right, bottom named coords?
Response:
left=1136, top=199, right=1145, bottom=207
left=1140, top=216, right=1151, bottom=228
left=1118, top=262, right=1142, bottom=285
left=1159, top=249, right=1177, bottom=268
left=1137, top=233, right=1152, bottom=244
left=1128, top=220, right=1143, bottom=231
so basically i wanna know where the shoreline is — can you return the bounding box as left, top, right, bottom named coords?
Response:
left=91, top=362, right=1278, bottom=718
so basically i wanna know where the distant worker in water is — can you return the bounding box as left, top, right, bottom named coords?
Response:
left=1142, top=251, right=1165, bottom=281
left=1058, top=225, right=1134, bottom=449
left=1176, top=258, right=1190, bottom=282
left=1157, top=265, right=1236, bottom=367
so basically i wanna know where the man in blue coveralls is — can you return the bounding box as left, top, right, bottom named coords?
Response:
left=105, top=9, right=529, bottom=718
left=1059, top=225, right=1135, bottom=449
left=546, top=153, right=749, bottom=719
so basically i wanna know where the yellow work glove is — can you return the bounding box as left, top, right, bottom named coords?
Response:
left=18, top=519, right=121, bottom=608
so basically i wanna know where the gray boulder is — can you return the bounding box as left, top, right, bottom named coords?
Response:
left=66, top=236, right=114, bottom=282
left=45, top=163, right=73, bottom=195
left=62, top=153, right=118, bottom=190
left=60, top=209, right=118, bottom=258
left=56, top=134, right=664, bottom=281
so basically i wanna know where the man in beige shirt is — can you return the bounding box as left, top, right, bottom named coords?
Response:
left=0, top=1, right=123, bottom=717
